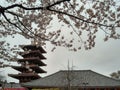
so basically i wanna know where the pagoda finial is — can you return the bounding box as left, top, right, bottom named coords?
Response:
left=31, top=30, right=39, bottom=45
left=31, top=38, right=40, bottom=45
left=31, top=40, right=37, bottom=45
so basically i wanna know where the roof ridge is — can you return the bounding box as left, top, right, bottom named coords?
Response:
left=90, top=70, right=120, bottom=82
left=60, top=70, right=120, bottom=82
left=60, top=69, right=92, bottom=72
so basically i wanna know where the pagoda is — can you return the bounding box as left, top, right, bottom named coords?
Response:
left=8, top=41, right=46, bottom=83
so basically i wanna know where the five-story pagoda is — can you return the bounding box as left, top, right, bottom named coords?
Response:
left=8, top=41, right=46, bottom=83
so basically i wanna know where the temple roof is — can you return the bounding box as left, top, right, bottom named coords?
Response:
left=22, top=70, right=120, bottom=88
left=8, top=73, right=40, bottom=80
left=11, top=65, right=46, bottom=73
left=18, top=57, right=46, bottom=66
left=19, top=50, right=46, bottom=59
left=20, top=45, right=46, bottom=53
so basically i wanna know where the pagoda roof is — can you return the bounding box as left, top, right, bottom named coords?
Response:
left=20, top=45, right=46, bottom=53
left=18, top=57, right=46, bottom=66
left=19, top=50, right=46, bottom=59
left=11, top=65, right=46, bottom=73
left=8, top=73, right=40, bottom=80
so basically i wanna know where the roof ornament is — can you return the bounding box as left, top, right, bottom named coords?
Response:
left=33, top=31, right=41, bottom=45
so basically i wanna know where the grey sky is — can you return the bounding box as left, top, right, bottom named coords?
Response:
left=45, top=38, right=120, bottom=76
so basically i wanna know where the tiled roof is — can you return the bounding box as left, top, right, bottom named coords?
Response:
left=22, top=70, right=120, bottom=88
left=8, top=73, right=40, bottom=80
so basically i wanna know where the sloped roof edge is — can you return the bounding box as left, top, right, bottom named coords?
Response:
left=22, top=70, right=120, bottom=88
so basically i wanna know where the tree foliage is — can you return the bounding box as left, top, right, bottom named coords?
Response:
left=0, top=0, right=120, bottom=66
left=110, top=71, right=120, bottom=79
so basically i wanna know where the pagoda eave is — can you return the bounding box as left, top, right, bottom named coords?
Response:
left=29, top=65, right=47, bottom=73
left=8, top=73, right=40, bottom=79
left=11, top=66, right=46, bottom=73
left=19, top=51, right=46, bottom=59
left=20, top=45, right=46, bottom=53
left=12, top=66, right=26, bottom=72
left=18, top=57, right=46, bottom=66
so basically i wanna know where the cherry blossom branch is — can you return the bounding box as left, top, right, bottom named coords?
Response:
left=0, top=0, right=114, bottom=29
left=1, top=0, right=69, bottom=11
left=1, top=12, right=33, bottom=38
left=47, top=8, right=113, bottom=28
left=4, top=8, right=50, bottom=41
left=16, top=16, right=49, bottom=41
left=46, top=0, right=70, bottom=9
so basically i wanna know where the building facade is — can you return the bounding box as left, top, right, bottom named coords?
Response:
left=0, top=83, right=26, bottom=90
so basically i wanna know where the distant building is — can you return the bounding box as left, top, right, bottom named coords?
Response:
left=22, top=70, right=120, bottom=90
left=8, top=44, right=46, bottom=83
left=0, top=83, right=26, bottom=90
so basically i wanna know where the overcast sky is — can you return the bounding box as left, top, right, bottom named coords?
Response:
left=47, top=39, right=120, bottom=74
left=45, top=36, right=120, bottom=76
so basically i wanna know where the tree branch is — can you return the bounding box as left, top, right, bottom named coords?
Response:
left=4, top=4, right=44, bottom=10
left=6, top=10, right=23, bottom=18
left=3, top=0, right=70, bottom=11
left=0, top=0, right=114, bottom=28
left=1, top=12, right=33, bottom=38
left=48, top=8, right=113, bottom=28
left=16, top=16, right=49, bottom=41
left=46, top=0, right=70, bottom=9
